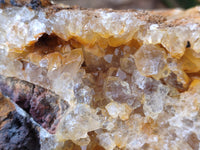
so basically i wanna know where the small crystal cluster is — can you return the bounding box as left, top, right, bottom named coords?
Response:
left=1, top=5, right=200, bottom=150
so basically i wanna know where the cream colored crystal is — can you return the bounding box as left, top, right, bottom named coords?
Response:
left=105, top=101, right=132, bottom=120
left=134, top=44, right=168, bottom=79
left=56, top=104, right=101, bottom=144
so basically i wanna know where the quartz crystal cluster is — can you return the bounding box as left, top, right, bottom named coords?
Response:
left=1, top=3, right=200, bottom=150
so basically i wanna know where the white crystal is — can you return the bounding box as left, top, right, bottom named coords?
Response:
left=105, top=101, right=132, bottom=120
left=40, top=128, right=66, bottom=150
left=134, top=44, right=167, bottom=78
left=143, top=83, right=169, bottom=119
left=56, top=104, right=101, bottom=143
left=104, top=54, right=113, bottom=63
left=97, top=133, right=116, bottom=150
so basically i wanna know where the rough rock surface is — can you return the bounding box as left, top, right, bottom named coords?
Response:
left=0, top=93, right=40, bottom=150
left=0, top=0, right=52, bottom=9
left=0, top=75, right=70, bottom=134
left=55, top=0, right=166, bottom=9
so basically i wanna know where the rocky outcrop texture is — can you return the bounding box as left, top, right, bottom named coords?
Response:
left=1, top=1, right=200, bottom=150
left=54, top=0, right=166, bottom=9
left=0, top=75, right=69, bottom=133
left=0, top=0, right=52, bottom=9
left=0, top=93, right=40, bottom=150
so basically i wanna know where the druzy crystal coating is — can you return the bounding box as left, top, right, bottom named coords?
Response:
left=1, top=5, right=200, bottom=150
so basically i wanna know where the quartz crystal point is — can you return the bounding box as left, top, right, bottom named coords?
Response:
left=1, top=2, right=200, bottom=150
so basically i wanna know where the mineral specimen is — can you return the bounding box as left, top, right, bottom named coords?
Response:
left=1, top=1, right=200, bottom=150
